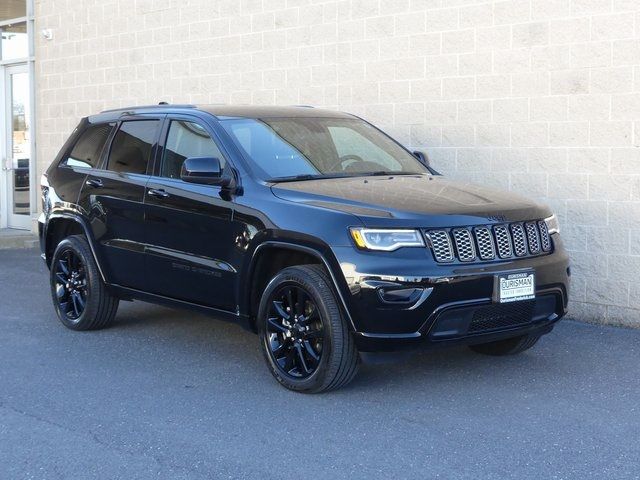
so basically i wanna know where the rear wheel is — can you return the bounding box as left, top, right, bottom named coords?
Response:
left=258, top=265, right=358, bottom=393
left=50, top=235, right=119, bottom=330
left=468, top=333, right=541, bottom=356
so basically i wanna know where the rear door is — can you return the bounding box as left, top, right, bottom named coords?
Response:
left=77, top=116, right=162, bottom=288
left=143, top=115, right=239, bottom=311
left=51, top=120, right=115, bottom=210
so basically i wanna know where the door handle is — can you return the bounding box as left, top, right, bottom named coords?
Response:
left=85, top=177, right=103, bottom=188
left=148, top=188, right=170, bottom=198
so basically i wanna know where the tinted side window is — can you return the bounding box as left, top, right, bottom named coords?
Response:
left=106, top=120, right=159, bottom=174
left=62, top=123, right=114, bottom=168
left=161, top=120, right=226, bottom=179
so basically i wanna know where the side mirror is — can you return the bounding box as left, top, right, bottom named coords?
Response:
left=412, top=150, right=430, bottom=167
left=412, top=150, right=441, bottom=176
left=180, top=157, right=227, bottom=185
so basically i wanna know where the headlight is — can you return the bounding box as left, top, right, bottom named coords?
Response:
left=544, top=214, right=560, bottom=234
left=349, top=228, right=425, bottom=251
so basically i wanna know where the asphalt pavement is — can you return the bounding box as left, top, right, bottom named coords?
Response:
left=1, top=248, right=639, bottom=479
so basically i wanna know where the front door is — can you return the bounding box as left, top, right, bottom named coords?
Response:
left=144, top=116, right=239, bottom=311
left=2, top=64, right=31, bottom=229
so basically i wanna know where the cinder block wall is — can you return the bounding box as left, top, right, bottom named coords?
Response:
left=35, top=0, right=640, bottom=326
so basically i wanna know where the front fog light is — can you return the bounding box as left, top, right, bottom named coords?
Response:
left=350, top=228, right=425, bottom=251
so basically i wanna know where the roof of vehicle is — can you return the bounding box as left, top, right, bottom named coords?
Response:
left=92, top=104, right=356, bottom=122
left=201, top=105, right=356, bottom=119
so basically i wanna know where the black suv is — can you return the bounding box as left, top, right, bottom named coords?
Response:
left=39, top=105, right=570, bottom=393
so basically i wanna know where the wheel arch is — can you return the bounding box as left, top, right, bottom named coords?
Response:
left=242, top=241, right=356, bottom=332
left=44, top=213, right=106, bottom=282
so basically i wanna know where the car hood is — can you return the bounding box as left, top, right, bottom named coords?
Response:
left=270, top=175, right=551, bottom=227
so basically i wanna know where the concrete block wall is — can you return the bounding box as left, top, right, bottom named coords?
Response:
left=35, top=0, right=640, bottom=326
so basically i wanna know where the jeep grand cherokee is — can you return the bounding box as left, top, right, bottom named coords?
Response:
left=39, top=105, right=570, bottom=393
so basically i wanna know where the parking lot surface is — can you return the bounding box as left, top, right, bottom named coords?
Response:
left=1, top=248, right=639, bottom=479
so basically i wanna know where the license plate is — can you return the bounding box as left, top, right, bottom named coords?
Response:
left=494, top=271, right=535, bottom=303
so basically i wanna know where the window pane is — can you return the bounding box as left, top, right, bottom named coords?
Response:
left=64, top=123, right=114, bottom=169
left=0, top=1, right=26, bottom=22
left=328, top=126, right=402, bottom=171
left=107, top=121, right=158, bottom=174
left=223, top=120, right=318, bottom=178
left=1, top=21, right=28, bottom=60
left=161, top=120, right=225, bottom=179
left=10, top=70, right=30, bottom=216
left=221, top=117, right=426, bottom=180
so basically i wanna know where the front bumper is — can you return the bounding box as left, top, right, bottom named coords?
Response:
left=353, top=294, right=562, bottom=352
left=331, top=234, right=570, bottom=352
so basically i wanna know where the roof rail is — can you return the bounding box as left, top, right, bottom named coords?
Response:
left=100, top=103, right=197, bottom=113
left=293, top=105, right=315, bottom=108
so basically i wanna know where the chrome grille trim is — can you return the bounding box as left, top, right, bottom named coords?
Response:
left=525, top=221, right=541, bottom=254
left=510, top=223, right=528, bottom=257
left=474, top=227, right=495, bottom=260
left=424, top=219, right=551, bottom=263
left=538, top=220, right=551, bottom=251
left=452, top=228, right=476, bottom=262
left=493, top=224, right=513, bottom=258
left=426, top=230, right=454, bottom=263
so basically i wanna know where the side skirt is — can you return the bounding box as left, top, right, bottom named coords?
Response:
left=107, top=284, right=253, bottom=331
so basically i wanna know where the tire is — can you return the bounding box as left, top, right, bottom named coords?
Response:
left=50, top=234, right=119, bottom=331
left=258, top=265, right=359, bottom=393
left=468, top=333, right=541, bottom=356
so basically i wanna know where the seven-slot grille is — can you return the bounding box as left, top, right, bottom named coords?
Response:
left=425, top=220, right=552, bottom=263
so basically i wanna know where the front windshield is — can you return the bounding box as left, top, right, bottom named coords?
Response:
left=220, top=116, right=428, bottom=181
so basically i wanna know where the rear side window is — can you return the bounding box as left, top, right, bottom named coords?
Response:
left=62, top=123, right=114, bottom=169
left=161, top=120, right=226, bottom=179
left=106, top=120, right=159, bottom=174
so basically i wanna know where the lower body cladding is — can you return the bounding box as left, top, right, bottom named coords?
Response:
left=331, top=239, right=570, bottom=353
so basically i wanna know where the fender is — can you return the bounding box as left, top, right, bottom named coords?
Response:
left=44, top=211, right=108, bottom=283
left=245, top=240, right=357, bottom=332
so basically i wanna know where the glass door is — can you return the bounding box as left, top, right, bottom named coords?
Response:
left=3, top=63, right=31, bottom=229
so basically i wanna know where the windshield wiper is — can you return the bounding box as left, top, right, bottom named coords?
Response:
left=269, top=173, right=353, bottom=183
left=269, top=171, right=423, bottom=182
left=361, top=171, right=421, bottom=176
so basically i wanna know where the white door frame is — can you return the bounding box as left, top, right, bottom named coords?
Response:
left=0, top=0, right=36, bottom=230
left=0, top=66, right=4, bottom=228
left=1, top=63, right=32, bottom=229
left=0, top=65, right=7, bottom=229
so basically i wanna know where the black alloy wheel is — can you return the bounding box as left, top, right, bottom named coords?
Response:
left=265, top=284, right=324, bottom=378
left=258, top=265, right=359, bottom=393
left=50, top=235, right=119, bottom=331
left=54, top=248, right=88, bottom=320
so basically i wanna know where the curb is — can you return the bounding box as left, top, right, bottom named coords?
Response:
left=0, top=232, right=39, bottom=250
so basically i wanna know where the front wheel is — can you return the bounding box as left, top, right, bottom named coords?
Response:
left=468, top=333, right=541, bottom=356
left=258, top=265, right=359, bottom=393
left=50, top=235, right=119, bottom=331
